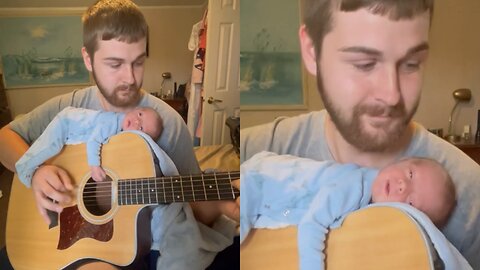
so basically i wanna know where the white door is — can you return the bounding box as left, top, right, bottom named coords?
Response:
left=200, top=0, right=240, bottom=146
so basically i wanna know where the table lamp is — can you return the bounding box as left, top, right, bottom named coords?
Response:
left=446, top=88, right=471, bottom=142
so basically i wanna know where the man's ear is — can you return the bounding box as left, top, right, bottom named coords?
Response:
left=299, top=24, right=317, bottom=76
left=81, top=47, right=93, bottom=72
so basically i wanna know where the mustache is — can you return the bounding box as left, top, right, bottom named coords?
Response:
left=115, top=84, right=135, bottom=92
left=356, top=103, right=406, bottom=118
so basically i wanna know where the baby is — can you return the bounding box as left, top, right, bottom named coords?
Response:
left=240, top=151, right=456, bottom=270
left=16, top=106, right=163, bottom=186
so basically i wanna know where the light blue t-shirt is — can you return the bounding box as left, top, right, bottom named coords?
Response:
left=15, top=106, right=124, bottom=187
left=241, top=110, right=480, bottom=269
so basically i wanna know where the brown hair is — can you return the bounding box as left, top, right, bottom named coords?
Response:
left=301, top=0, right=434, bottom=57
left=82, top=0, right=148, bottom=58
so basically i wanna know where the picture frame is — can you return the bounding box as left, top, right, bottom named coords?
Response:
left=0, top=15, right=90, bottom=89
left=240, top=0, right=307, bottom=110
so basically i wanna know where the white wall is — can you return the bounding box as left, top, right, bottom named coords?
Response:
left=241, top=0, right=480, bottom=138
left=0, top=6, right=204, bottom=117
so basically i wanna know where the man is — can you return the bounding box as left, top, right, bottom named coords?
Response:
left=0, top=0, right=238, bottom=269
left=241, top=0, right=480, bottom=268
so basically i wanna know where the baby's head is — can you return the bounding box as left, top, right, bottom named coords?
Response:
left=371, top=157, right=456, bottom=228
left=122, top=107, right=163, bottom=140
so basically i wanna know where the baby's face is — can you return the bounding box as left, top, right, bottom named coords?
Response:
left=371, top=159, right=449, bottom=224
left=122, top=108, right=162, bottom=139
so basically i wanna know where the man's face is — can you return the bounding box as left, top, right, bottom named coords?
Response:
left=84, top=38, right=147, bottom=108
left=315, top=9, right=430, bottom=151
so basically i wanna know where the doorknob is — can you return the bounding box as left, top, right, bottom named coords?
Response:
left=207, top=97, right=223, bottom=104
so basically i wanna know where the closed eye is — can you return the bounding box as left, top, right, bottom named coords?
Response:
left=353, top=61, right=376, bottom=72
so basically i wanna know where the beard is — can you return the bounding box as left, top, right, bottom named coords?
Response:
left=92, top=67, right=142, bottom=108
left=316, top=68, right=418, bottom=152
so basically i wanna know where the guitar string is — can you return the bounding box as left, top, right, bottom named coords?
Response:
left=80, top=173, right=240, bottom=188
left=81, top=189, right=239, bottom=207
left=82, top=187, right=238, bottom=195
left=81, top=188, right=239, bottom=199
left=81, top=183, right=239, bottom=196
left=81, top=191, right=238, bottom=201
left=77, top=173, right=239, bottom=206
left=82, top=189, right=238, bottom=197
left=81, top=184, right=239, bottom=205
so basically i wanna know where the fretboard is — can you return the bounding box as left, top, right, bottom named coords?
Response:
left=117, top=171, right=240, bottom=205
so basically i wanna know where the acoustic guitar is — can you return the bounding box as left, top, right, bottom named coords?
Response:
left=240, top=206, right=434, bottom=270
left=6, top=133, right=239, bottom=270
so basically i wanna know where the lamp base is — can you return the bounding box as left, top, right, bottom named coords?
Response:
left=446, top=134, right=461, bottom=143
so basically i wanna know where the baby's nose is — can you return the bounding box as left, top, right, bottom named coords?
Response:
left=396, top=178, right=406, bottom=194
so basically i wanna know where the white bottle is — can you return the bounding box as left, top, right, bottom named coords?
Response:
left=463, top=125, right=471, bottom=142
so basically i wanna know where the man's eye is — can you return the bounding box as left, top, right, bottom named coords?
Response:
left=109, top=63, right=121, bottom=69
left=353, top=62, right=376, bottom=72
left=134, top=61, right=145, bottom=67
left=400, top=60, right=421, bottom=73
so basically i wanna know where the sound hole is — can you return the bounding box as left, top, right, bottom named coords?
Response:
left=82, top=176, right=113, bottom=216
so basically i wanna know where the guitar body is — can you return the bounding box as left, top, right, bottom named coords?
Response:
left=240, top=206, right=434, bottom=270
left=7, top=133, right=155, bottom=269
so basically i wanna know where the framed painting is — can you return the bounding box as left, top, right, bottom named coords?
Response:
left=0, top=16, right=90, bottom=89
left=240, top=0, right=307, bottom=110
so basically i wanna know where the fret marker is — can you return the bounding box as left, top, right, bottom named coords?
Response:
left=209, top=185, right=213, bottom=189
left=177, top=196, right=180, bottom=199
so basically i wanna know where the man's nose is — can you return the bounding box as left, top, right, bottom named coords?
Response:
left=122, top=65, right=135, bottom=85
left=374, top=66, right=401, bottom=106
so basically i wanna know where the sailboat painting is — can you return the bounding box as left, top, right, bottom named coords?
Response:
left=240, top=0, right=305, bottom=108
left=0, top=16, right=90, bottom=89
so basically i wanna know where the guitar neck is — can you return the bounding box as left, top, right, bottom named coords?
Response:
left=117, top=171, right=240, bottom=205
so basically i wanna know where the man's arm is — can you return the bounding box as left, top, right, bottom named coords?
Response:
left=0, top=125, right=29, bottom=172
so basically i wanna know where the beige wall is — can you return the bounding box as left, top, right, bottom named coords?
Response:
left=241, top=0, right=480, bottom=140
left=0, top=6, right=204, bottom=117
left=416, top=0, right=480, bottom=137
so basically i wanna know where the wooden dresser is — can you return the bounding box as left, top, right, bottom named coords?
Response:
left=455, top=142, right=480, bottom=165
left=162, top=97, right=188, bottom=123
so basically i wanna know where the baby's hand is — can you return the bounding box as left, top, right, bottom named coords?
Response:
left=90, top=166, right=107, bottom=182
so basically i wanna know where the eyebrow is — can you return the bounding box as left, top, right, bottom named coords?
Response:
left=401, top=42, right=429, bottom=62
left=339, top=42, right=430, bottom=59
left=103, top=52, right=147, bottom=62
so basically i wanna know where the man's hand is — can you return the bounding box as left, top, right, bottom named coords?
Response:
left=190, top=179, right=240, bottom=226
left=90, top=165, right=107, bottom=182
left=220, top=179, right=240, bottom=222
left=31, top=165, right=74, bottom=224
